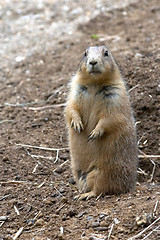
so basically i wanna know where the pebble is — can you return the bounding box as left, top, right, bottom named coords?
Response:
left=91, top=221, right=100, bottom=228
left=99, top=214, right=105, bottom=219
left=67, top=208, right=77, bottom=217
left=28, top=175, right=35, bottom=181
left=35, top=218, right=45, bottom=226
left=60, top=154, right=67, bottom=160
left=100, top=220, right=108, bottom=227
left=117, top=226, right=125, bottom=233
left=62, top=215, right=67, bottom=221
left=61, top=197, right=68, bottom=203
left=2, top=156, right=9, bottom=162
left=27, top=219, right=35, bottom=226
left=14, top=175, right=21, bottom=180
left=15, top=56, right=25, bottom=62
left=135, top=53, right=145, bottom=58
left=86, top=216, right=93, bottom=221
left=55, top=167, right=64, bottom=174
left=43, top=197, right=54, bottom=205
left=136, top=213, right=154, bottom=226
left=69, top=178, right=76, bottom=185
left=57, top=235, right=65, bottom=240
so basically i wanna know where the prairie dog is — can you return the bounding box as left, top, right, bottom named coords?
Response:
left=65, top=46, right=138, bottom=200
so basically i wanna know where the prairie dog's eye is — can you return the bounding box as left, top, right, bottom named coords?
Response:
left=84, top=51, right=87, bottom=57
left=104, top=50, right=108, bottom=57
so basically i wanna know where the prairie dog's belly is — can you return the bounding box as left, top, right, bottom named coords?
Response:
left=78, top=88, right=103, bottom=133
left=69, top=92, right=107, bottom=171
left=69, top=128, right=100, bottom=171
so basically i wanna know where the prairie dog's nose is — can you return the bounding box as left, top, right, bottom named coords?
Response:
left=89, top=59, right=98, bottom=66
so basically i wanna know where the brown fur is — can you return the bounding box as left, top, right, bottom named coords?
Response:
left=65, top=46, right=138, bottom=200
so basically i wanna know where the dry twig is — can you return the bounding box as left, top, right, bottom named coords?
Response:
left=53, top=160, right=69, bottom=173
left=32, top=163, right=39, bottom=173
left=0, top=119, right=15, bottom=124
left=13, top=227, right=24, bottom=240
left=149, top=159, right=156, bottom=182
left=5, top=101, right=45, bottom=107
left=153, top=200, right=159, bottom=214
left=137, top=167, right=148, bottom=176
left=56, top=203, right=66, bottom=213
left=0, top=216, right=8, bottom=221
left=0, top=222, right=5, bottom=227
left=54, top=149, right=59, bottom=163
left=16, top=143, right=68, bottom=151
left=54, top=186, right=64, bottom=197
left=107, top=223, right=114, bottom=240
left=33, top=211, right=42, bottom=220
left=141, top=225, right=160, bottom=240
left=28, top=103, right=66, bottom=111
left=37, top=181, right=45, bottom=188
left=31, top=154, right=55, bottom=161
left=96, top=193, right=103, bottom=201
left=14, top=205, right=20, bottom=216
left=128, top=216, right=160, bottom=240
left=128, top=84, right=139, bottom=93
left=1, top=181, right=27, bottom=186
left=138, top=155, right=160, bottom=159
left=0, top=194, right=11, bottom=201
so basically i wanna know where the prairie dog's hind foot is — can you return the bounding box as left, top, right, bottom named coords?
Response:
left=74, top=191, right=95, bottom=201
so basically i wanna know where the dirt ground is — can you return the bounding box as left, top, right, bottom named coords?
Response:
left=0, top=0, right=160, bottom=239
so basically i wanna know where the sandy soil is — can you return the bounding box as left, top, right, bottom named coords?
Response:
left=0, top=0, right=160, bottom=239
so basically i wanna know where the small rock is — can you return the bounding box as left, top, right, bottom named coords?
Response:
left=86, top=216, right=93, bottom=221
left=59, top=188, right=65, bottom=193
left=35, top=218, right=45, bottom=226
left=69, top=178, right=76, bottom=185
left=55, top=167, right=64, bottom=174
left=90, top=202, right=96, bottom=206
left=67, top=208, right=77, bottom=217
left=51, top=192, right=58, bottom=198
left=26, top=219, right=35, bottom=226
left=14, top=175, right=21, bottom=180
left=15, top=56, right=25, bottom=62
left=2, top=156, right=9, bottom=162
left=6, top=228, right=15, bottom=234
left=136, top=213, right=154, bottom=226
left=114, top=217, right=120, bottom=224
left=117, top=226, right=124, bottom=233
left=43, top=197, right=53, bottom=205
left=135, top=53, right=145, bottom=58
left=100, top=220, right=108, bottom=227
left=28, top=175, right=34, bottom=181
left=62, top=215, right=67, bottom=221
left=57, top=235, right=64, bottom=240
left=99, top=214, right=105, bottom=219
left=150, top=6, right=160, bottom=12
left=60, top=155, right=67, bottom=160
left=91, top=221, right=100, bottom=228
left=61, top=197, right=68, bottom=203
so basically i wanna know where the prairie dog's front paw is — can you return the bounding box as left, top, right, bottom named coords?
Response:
left=71, top=118, right=84, bottom=133
left=88, top=128, right=104, bottom=141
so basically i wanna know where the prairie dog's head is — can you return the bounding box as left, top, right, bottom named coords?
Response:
left=78, top=46, right=119, bottom=84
